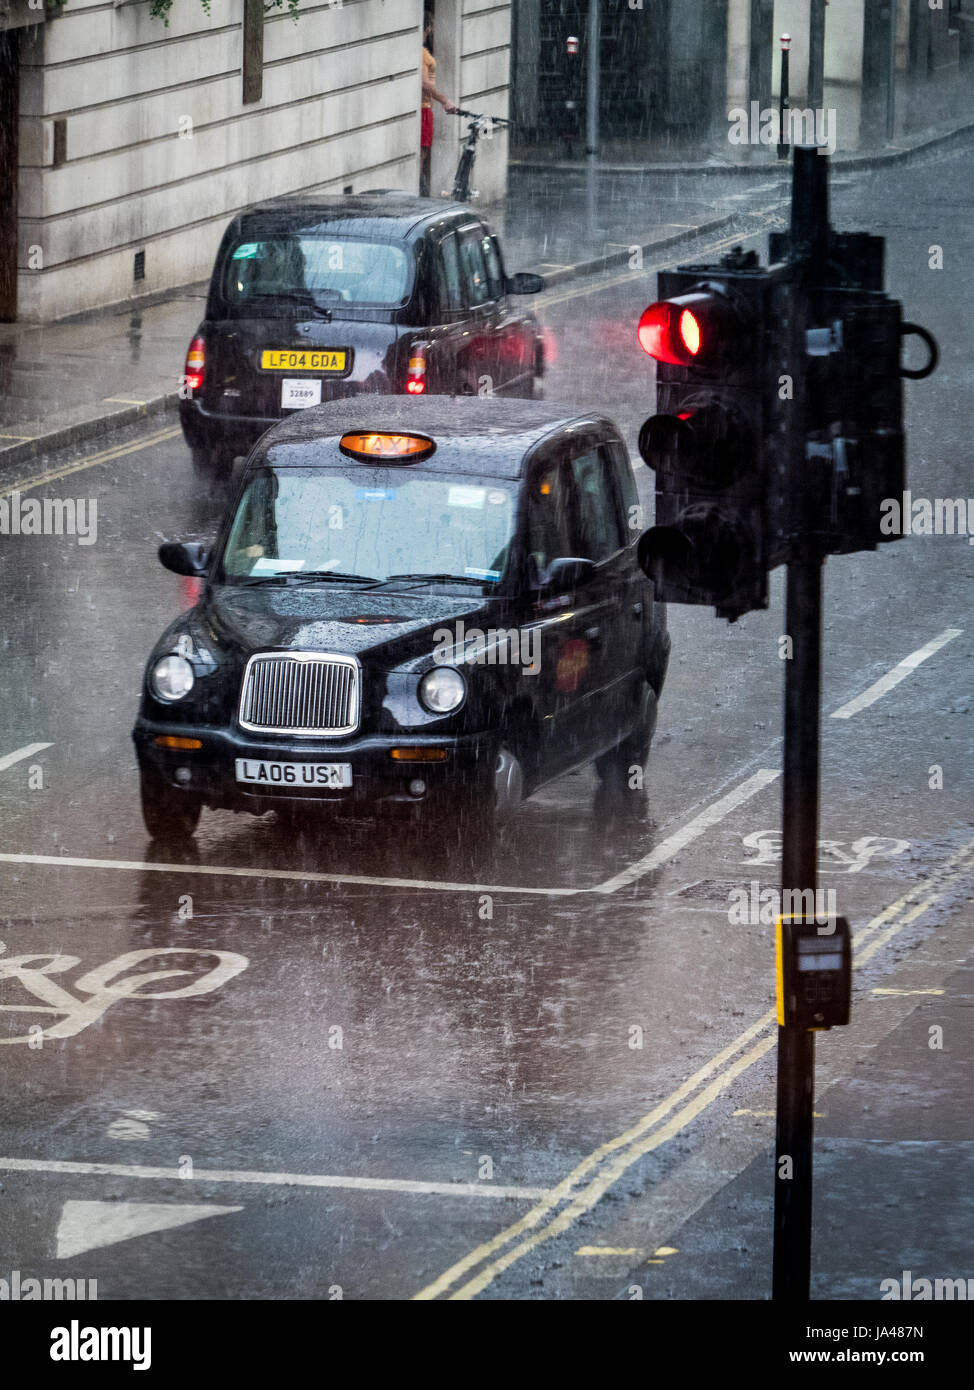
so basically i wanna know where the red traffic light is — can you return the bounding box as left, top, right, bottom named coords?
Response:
left=637, top=302, right=703, bottom=366
left=637, top=286, right=749, bottom=367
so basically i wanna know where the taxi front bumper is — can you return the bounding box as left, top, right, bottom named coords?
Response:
left=133, top=720, right=493, bottom=815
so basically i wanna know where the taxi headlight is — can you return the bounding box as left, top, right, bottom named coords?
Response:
left=419, top=666, right=465, bottom=714
left=150, top=654, right=195, bottom=703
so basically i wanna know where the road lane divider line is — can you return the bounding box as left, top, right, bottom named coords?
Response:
left=0, top=768, right=780, bottom=898
left=0, top=851, right=581, bottom=897
left=830, top=628, right=963, bottom=720
left=417, top=839, right=974, bottom=1298
left=0, top=426, right=181, bottom=500
left=595, top=769, right=781, bottom=894
left=0, top=1156, right=547, bottom=1202
left=0, top=743, right=52, bottom=774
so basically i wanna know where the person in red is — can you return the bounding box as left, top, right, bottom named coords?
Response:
left=421, top=9, right=456, bottom=197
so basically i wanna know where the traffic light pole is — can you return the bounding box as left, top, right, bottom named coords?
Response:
left=773, top=547, right=823, bottom=1300
left=772, top=147, right=830, bottom=1302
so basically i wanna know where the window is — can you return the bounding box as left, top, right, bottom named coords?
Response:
left=438, top=232, right=464, bottom=314
left=221, top=468, right=517, bottom=585
left=482, top=233, right=504, bottom=300
left=567, top=449, right=625, bottom=562
left=458, top=227, right=490, bottom=306
left=607, top=438, right=639, bottom=533
left=525, top=460, right=572, bottom=579
left=224, top=237, right=410, bottom=308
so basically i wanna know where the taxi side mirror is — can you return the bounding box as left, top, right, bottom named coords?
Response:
left=159, top=541, right=210, bottom=577
left=507, top=271, right=545, bottom=295
left=539, top=556, right=596, bottom=591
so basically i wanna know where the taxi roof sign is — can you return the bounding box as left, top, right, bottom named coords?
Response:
left=339, top=432, right=435, bottom=462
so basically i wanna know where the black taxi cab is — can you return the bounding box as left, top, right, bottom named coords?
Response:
left=135, top=397, right=670, bottom=851
left=179, top=193, right=545, bottom=473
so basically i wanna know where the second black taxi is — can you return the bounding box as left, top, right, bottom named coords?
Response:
left=135, top=397, right=670, bottom=853
left=179, top=192, right=545, bottom=474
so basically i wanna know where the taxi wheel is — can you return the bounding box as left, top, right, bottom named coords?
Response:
left=594, top=686, right=657, bottom=794
left=140, top=767, right=202, bottom=843
left=433, top=746, right=523, bottom=868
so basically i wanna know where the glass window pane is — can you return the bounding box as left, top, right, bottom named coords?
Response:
left=526, top=461, right=572, bottom=577
left=458, top=229, right=489, bottom=306
left=567, top=450, right=624, bottom=561
left=439, top=233, right=464, bottom=313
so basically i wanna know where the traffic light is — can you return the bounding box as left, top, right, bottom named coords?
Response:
left=636, top=248, right=791, bottom=621
left=767, top=226, right=938, bottom=557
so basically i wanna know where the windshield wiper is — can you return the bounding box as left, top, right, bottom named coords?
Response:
left=378, top=572, right=494, bottom=588
left=244, top=291, right=332, bottom=320
left=230, top=570, right=378, bottom=587
left=284, top=570, right=380, bottom=586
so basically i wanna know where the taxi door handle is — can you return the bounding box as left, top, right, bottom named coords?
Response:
left=585, top=626, right=601, bottom=644
left=631, top=602, right=643, bottom=618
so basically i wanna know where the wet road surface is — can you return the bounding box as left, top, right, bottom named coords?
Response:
left=1, top=145, right=972, bottom=1300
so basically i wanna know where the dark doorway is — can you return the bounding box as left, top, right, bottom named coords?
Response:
left=0, top=29, right=20, bottom=321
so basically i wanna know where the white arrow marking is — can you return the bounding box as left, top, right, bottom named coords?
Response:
left=55, top=1200, right=242, bottom=1260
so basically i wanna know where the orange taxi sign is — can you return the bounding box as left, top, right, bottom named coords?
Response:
left=339, top=432, right=434, bottom=461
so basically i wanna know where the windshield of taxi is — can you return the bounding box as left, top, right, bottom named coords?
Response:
left=220, top=468, right=517, bottom=585
left=224, top=236, right=410, bottom=309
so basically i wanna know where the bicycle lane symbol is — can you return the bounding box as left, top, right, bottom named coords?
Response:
left=741, top=830, right=911, bottom=873
left=0, top=947, right=249, bottom=1046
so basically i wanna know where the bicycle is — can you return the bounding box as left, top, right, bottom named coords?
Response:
left=447, top=110, right=512, bottom=202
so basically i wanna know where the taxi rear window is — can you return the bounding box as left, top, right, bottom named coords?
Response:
left=223, top=236, right=410, bottom=310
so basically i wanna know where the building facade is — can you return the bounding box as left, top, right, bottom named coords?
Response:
left=512, top=0, right=970, bottom=151
left=0, top=0, right=512, bottom=323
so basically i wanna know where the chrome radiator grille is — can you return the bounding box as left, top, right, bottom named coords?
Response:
left=238, top=654, right=359, bottom=736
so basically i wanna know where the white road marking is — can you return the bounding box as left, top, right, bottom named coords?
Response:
left=0, top=770, right=779, bottom=899
left=871, top=987, right=944, bottom=997
left=0, top=1156, right=547, bottom=1202
left=0, top=946, right=249, bottom=1045
left=0, top=851, right=579, bottom=898
left=830, top=628, right=963, bottom=719
left=0, top=742, right=52, bottom=774
left=56, top=1200, right=242, bottom=1260
left=595, top=769, right=781, bottom=893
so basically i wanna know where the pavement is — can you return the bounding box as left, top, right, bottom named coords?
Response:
left=2, top=113, right=973, bottom=475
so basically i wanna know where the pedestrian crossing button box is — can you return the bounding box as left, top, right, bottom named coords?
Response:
left=776, top=913, right=851, bottom=1030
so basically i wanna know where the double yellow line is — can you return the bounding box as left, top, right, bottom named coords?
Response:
left=0, top=424, right=181, bottom=502
left=415, top=836, right=974, bottom=1299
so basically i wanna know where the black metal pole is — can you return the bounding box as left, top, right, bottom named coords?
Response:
left=773, top=548, right=823, bottom=1302
left=778, top=41, right=791, bottom=160
left=772, top=145, right=830, bottom=1302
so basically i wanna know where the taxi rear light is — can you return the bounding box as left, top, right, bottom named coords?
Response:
left=184, top=335, right=205, bottom=392
left=405, top=347, right=427, bottom=395
left=154, top=736, right=203, bottom=750
left=389, top=748, right=447, bottom=762
left=339, top=432, right=435, bottom=461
